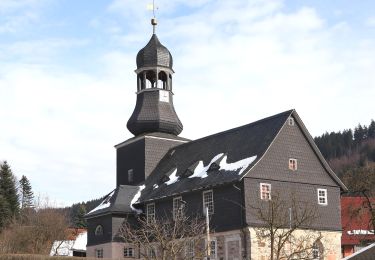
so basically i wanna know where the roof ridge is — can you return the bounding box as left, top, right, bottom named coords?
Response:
left=172, top=109, right=294, bottom=151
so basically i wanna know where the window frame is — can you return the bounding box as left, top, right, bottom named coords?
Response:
left=289, top=158, right=298, bottom=171
left=146, top=203, right=156, bottom=223
left=202, top=190, right=214, bottom=215
left=185, top=240, right=195, bottom=259
left=95, top=225, right=103, bottom=236
left=95, top=248, right=103, bottom=258
left=173, top=196, right=183, bottom=220
left=260, top=183, right=271, bottom=200
left=128, top=169, right=134, bottom=183
left=288, top=117, right=295, bottom=126
left=205, top=238, right=217, bottom=259
left=124, top=247, right=134, bottom=257
left=317, top=188, right=328, bottom=206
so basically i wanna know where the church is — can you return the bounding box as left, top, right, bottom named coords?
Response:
left=85, top=18, right=346, bottom=260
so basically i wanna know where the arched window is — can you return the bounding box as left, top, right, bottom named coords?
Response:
left=95, top=225, right=103, bottom=236
left=158, top=71, right=168, bottom=90
left=312, top=240, right=323, bottom=260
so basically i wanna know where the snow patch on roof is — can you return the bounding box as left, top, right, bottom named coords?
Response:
left=88, top=190, right=115, bottom=214
left=165, top=168, right=178, bottom=185
left=220, top=155, right=257, bottom=175
left=153, top=184, right=159, bottom=189
left=72, top=231, right=87, bottom=251
left=189, top=153, right=225, bottom=179
left=131, top=185, right=145, bottom=214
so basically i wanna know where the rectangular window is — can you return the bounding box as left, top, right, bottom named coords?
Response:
left=317, top=189, right=327, bottom=205
left=148, top=247, right=156, bottom=258
left=288, top=117, right=295, bottom=126
left=203, top=190, right=214, bottom=215
left=95, top=249, right=103, bottom=258
left=260, top=183, right=271, bottom=200
left=289, top=158, right=298, bottom=171
left=205, top=239, right=217, bottom=259
left=185, top=240, right=195, bottom=258
left=146, top=203, right=155, bottom=223
left=128, top=169, right=134, bottom=183
left=173, top=196, right=183, bottom=220
left=124, top=247, right=134, bottom=257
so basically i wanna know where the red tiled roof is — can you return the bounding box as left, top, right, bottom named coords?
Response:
left=341, top=197, right=375, bottom=245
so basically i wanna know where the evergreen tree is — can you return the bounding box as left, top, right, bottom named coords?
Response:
left=0, top=194, right=11, bottom=229
left=0, top=161, right=19, bottom=217
left=19, top=175, right=34, bottom=209
left=368, top=120, right=375, bottom=139
left=74, top=204, right=87, bottom=228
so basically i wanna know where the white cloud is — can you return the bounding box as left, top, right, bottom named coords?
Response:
left=365, top=16, right=375, bottom=27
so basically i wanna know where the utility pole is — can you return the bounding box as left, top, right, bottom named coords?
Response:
left=206, top=206, right=210, bottom=260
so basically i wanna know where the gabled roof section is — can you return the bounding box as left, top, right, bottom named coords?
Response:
left=138, top=110, right=294, bottom=203
left=290, top=110, right=348, bottom=191
left=85, top=185, right=140, bottom=218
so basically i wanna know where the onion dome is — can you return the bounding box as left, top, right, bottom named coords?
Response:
left=136, top=34, right=173, bottom=69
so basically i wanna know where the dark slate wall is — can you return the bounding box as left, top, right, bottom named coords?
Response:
left=249, top=117, right=337, bottom=186
left=116, top=138, right=145, bottom=186
left=150, top=184, right=244, bottom=233
left=244, top=178, right=341, bottom=230
left=87, top=214, right=113, bottom=246
left=144, top=137, right=185, bottom=179
left=243, top=117, right=341, bottom=231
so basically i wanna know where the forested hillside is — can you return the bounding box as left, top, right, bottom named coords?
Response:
left=314, top=120, right=375, bottom=195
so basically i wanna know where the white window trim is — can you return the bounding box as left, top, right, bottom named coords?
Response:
left=95, top=248, right=104, bottom=258
left=289, top=158, right=298, bottom=171
left=173, top=196, right=182, bottom=220
left=317, top=188, right=328, bottom=206
left=124, top=247, right=134, bottom=257
left=202, top=190, right=214, bottom=215
left=205, top=238, right=217, bottom=259
left=260, top=183, right=271, bottom=200
left=185, top=240, right=195, bottom=258
left=146, top=203, right=155, bottom=223
left=288, top=117, right=295, bottom=126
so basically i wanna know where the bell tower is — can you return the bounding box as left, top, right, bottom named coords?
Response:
left=127, top=18, right=183, bottom=136
left=116, top=19, right=188, bottom=187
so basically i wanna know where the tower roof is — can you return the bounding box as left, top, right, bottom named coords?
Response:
left=136, top=34, right=173, bottom=69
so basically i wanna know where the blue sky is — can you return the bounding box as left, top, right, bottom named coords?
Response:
left=1, top=0, right=374, bottom=206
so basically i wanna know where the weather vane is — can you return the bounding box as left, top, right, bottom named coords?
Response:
left=147, top=0, right=158, bottom=34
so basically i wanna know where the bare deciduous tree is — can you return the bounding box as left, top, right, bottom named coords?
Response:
left=252, top=193, right=325, bottom=260
left=118, top=210, right=208, bottom=260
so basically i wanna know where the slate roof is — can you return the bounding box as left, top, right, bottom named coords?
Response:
left=136, top=34, right=173, bottom=69
left=138, top=109, right=294, bottom=203
left=85, top=185, right=139, bottom=218
left=342, top=243, right=375, bottom=260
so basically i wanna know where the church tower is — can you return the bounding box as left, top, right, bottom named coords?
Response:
left=115, top=19, right=188, bottom=186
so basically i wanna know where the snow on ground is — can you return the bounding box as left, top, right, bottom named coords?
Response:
left=165, top=168, right=178, bottom=185
left=219, top=155, right=257, bottom=175
left=50, top=240, right=74, bottom=256
left=87, top=190, right=115, bottom=214
left=130, top=184, right=145, bottom=214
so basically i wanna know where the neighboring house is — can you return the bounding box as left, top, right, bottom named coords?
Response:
left=85, top=20, right=347, bottom=260
left=50, top=229, right=87, bottom=257
left=341, top=197, right=375, bottom=257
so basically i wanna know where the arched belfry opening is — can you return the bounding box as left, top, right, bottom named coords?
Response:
left=127, top=18, right=183, bottom=136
